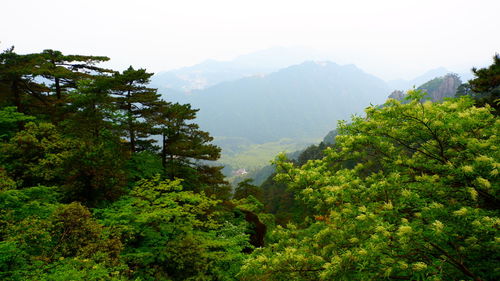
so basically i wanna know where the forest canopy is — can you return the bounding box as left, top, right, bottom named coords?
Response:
left=0, top=48, right=498, bottom=280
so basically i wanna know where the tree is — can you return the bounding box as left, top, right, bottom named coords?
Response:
left=0, top=121, right=126, bottom=204
left=61, top=138, right=128, bottom=205
left=0, top=187, right=124, bottom=280
left=63, top=78, right=117, bottom=140
left=240, top=92, right=499, bottom=281
left=0, top=47, right=111, bottom=122
left=97, top=176, right=250, bottom=280
left=234, top=179, right=264, bottom=202
left=458, top=54, right=500, bottom=114
left=0, top=47, right=49, bottom=115
left=152, top=101, right=227, bottom=194
left=0, top=106, right=34, bottom=141
left=34, top=49, right=110, bottom=101
left=470, top=54, right=500, bottom=97
left=0, top=122, right=78, bottom=188
left=111, top=66, right=160, bottom=152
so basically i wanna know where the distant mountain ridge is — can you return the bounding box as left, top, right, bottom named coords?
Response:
left=388, top=67, right=450, bottom=90
left=152, top=47, right=477, bottom=94
left=150, top=47, right=334, bottom=92
left=152, top=54, right=473, bottom=179
left=159, top=61, right=390, bottom=144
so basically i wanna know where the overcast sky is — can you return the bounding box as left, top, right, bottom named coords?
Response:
left=1, top=0, right=499, bottom=80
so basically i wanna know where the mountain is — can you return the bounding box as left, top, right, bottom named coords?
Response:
left=150, top=59, right=272, bottom=92
left=161, top=61, right=390, bottom=145
left=417, top=73, right=462, bottom=101
left=150, top=47, right=334, bottom=92
left=387, top=67, right=450, bottom=90
left=251, top=72, right=464, bottom=185
left=387, top=67, right=474, bottom=92
left=388, top=73, right=462, bottom=102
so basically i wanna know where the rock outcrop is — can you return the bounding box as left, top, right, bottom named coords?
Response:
left=387, top=73, right=462, bottom=102
left=388, top=90, right=406, bottom=100
left=418, top=73, right=462, bottom=102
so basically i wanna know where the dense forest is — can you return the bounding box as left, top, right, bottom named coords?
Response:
left=0, top=47, right=498, bottom=280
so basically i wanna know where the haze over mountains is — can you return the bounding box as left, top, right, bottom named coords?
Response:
left=151, top=47, right=475, bottom=173
left=388, top=67, right=473, bottom=91
left=166, top=61, right=389, bottom=144
left=151, top=47, right=475, bottom=93
left=150, top=47, right=333, bottom=92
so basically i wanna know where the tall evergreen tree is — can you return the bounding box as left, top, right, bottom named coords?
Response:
left=64, top=78, right=116, bottom=140
left=152, top=101, right=227, bottom=193
left=469, top=54, right=500, bottom=113
left=0, top=47, right=49, bottom=115
left=0, top=47, right=111, bottom=121
left=111, top=66, right=160, bottom=152
left=34, top=49, right=111, bottom=101
left=457, top=54, right=500, bottom=114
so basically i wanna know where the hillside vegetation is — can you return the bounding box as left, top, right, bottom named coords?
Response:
left=0, top=47, right=498, bottom=281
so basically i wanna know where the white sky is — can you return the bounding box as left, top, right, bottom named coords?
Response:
left=1, top=0, right=499, bottom=80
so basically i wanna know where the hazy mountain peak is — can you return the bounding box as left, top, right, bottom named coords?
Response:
left=159, top=60, right=390, bottom=144
left=150, top=47, right=336, bottom=92
left=387, top=73, right=462, bottom=102
left=232, top=46, right=332, bottom=67
left=388, top=67, right=451, bottom=91
left=312, top=60, right=331, bottom=67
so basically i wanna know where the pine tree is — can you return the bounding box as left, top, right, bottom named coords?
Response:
left=469, top=54, right=500, bottom=113
left=0, top=47, right=111, bottom=121
left=152, top=101, right=227, bottom=193
left=0, top=47, right=48, bottom=115
left=111, top=66, right=160, bottom=152
left=457, top=54, right=500, bottom=114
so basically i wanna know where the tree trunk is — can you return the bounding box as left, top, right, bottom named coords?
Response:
left=169, top=153, right=174, bottom=180
left=55, top=77, right=61, bottom=100
left=126, top=89, right=135, bottom=152
left=161, top=132, right=166, bottom=169
left=127, top=110, right=135, bottom=152
left=11, top=80, right=23, bottom=113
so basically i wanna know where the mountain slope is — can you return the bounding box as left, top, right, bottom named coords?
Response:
left=150, top=47, right=334, bottom=92
left=163, top=61, right=390, bottom=144
left=251, top=72, right=464, bottom=185
left=388, top=73, right=462, bottom=102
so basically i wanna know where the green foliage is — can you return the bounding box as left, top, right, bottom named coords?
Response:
left=97, top=176, right=250, bottom=280
left=61, top=138, right=128, bottom=205
left=234, top=179, right=264, bottom=202
left=63, top=78, right=118, bottom=140
left=0, top=47, right=111, bottom=121
left=0, top=121, right=125, bottom=204
left=0, top=186, right=123, bottom=280
left=0, top=122, right=78, bottom=188
left=219, top=138, right=317, bottom=173
left=255, top=140, right=330, bottom=226
left=6, top=46, right=497, bottom=280
left=0, top=185, right=60, bottom=222
left=152, top=101, right=228, bottom=196
left=468, top=54, right=500, bottom=113
left=0, top=106, right=35, bottom=140
left=34, top=258, right=127, bottom=281
left=0, top=168, right=16, bottom=190
left=261, top=174, right=313, bottom=226
left=240, top=93, right=499, bottom=280
left=50, top=202, right=122, bottom=260
left=1, top=47, right=248, bottom=280
left=111, top=66, right=160, bottom=152
left=125, top=151, right=164, bottom=182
